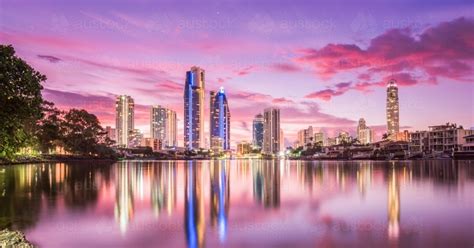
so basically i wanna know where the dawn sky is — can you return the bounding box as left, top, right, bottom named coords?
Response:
left=1, top=0, right=473, bottom=147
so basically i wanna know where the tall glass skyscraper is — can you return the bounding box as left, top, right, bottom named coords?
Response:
left=150, top=105, right=177, bottom=148
left=210, top=87, right=230, bottom=150
left=386, top=79, right=400, bottom=136
left=252, top=114, right=264, bottom=149
left=263, top=108, right=280, bottom=155
left=115, top=95, right=134, bottom=148
left=184, top=66, right=205, bottom=150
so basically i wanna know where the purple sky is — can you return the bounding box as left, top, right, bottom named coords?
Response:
left=1, top=0, right=473, bottom=147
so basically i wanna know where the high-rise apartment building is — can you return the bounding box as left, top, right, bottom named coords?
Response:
left=386, top=79, right=400, bottom=137
left=252, top=114, right=264, bottom=149
left=150, top=105, right=177, bottom=148
left=209, top=88, right=230, bottom=150
left=115, top=95, right=134, bottom=148
left=184, top=66, right=205, bottom=150
left=263, top=108, right=280, bottom=155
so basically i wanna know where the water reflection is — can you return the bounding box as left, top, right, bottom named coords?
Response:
left=185, top=161, right=205, bottom=248
left=209, top=160, right=230, bottom=242
left=253, top=160, right=280, bottom=208
left=114, top=163, right=134, bottom=234
left=0, top=160, right=473, bottom=247
left=387, top=165, right=400, bottom=241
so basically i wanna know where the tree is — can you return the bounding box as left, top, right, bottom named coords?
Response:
left=0, top=45, right=45, bottom=160
left=36, top=101, right=64, bottom=153
left=61, top=109, right=109, bottom=156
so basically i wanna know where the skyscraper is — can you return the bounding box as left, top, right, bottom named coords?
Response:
left=184, top=66, right=205, bottom=150
left=210, top=87, right=230, bottom=150
left=252, top=114, right=264, bottom=149
left=115, top=95, right=134, bottom=148
left=263, top=108, right=280, bottom=155
left=150, top=105, right=177, bottom=148
left=386, top=79, right=400, bottom=136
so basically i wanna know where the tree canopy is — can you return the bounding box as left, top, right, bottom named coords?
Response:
left=0, top=45, right=45, bottom=159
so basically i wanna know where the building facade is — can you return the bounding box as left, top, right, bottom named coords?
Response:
left=252, top=114, right=264, bottom=149
left=209, top=88, right=230, bottom=150
left=314, top=132, right=324, bottom=145
left=184, top=66, right=205, bottom=150
left=357, top=118, right=373, bottom=144
left=115, top=95, right=134, bottom=148
left=263, top=108, right=280, bottom=155
left=297, top=126, right=314, bottom=148
left=386, top=79, right=400, bottom=137
left=427, top=124, right=474, bottom=153
left=150, top=105, right=177, bottom=148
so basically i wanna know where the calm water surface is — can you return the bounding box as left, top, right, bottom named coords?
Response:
left=0, top=160, right=473, bottom=247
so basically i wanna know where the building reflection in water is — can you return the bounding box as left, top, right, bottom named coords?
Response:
left=185, top=161, right=206, bottom=248
left=114, top=163, right=134, bottom=234
left=151, top=161, right=177, bottom=217
left=387, top=164, right=400, bottom=241
left=253, top=160, right=280, bottom=208
left=209, top=160, right=230, bottom=242
left=357, top=162, right=373, bottom=198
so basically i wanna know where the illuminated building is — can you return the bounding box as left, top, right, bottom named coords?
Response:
left=335, top=131, right=351, bottom=145
left=184, top=66, right=205, bottom=150
left=357, top=118, right=373, bottom=144
left=263, top=108, right=280, bottom=155
left=297, top=126, right=314, bottom=147
left=386, top=79, right=400, bottom=137
left=237, top=141, right=252, bottom=155
left=314, top=132, right=324, bottom=145
left=150, top=105, right=177, bottom=148
left=210, top=88, right=230, bottom=150
left=115, top=95, right=134, bottom=148
left=252, top=114, right=264, bottom=149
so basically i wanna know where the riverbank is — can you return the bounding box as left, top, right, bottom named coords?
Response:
left=0, top=154, right=117, bottom=166
left=0, top=229, right=34, bottom=247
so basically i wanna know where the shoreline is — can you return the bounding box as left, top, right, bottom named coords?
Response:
left=0, top=155, right=117, bottom=166
left=2, top=156, right=471, bottom=166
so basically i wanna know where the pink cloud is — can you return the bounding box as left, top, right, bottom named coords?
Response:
left=270, top=63, right=301, bottom=73
left=298, top=17, right=474, bottom=99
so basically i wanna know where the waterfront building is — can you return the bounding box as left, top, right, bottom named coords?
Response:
left=357, top=119, right=373, bottom=144
left=427, top=124, right=474, bottom=153
left=209, top=88, right=230, bottom=150
left=409, top=131, right=429, bottom=154
left=314, top=132, right=324, bottom=146
left=252, top=114, right=264, bottom=149
left=150, top=106, right=177, bottom=148
left=263, top=108, right=280, bottom=155
left=297, top=126, right=314, bottom=148
left=336, top=131, right=351, bottom=145
left=115, top=95, right=134, bottom=148
left=184, top=66, right=205, bottom=150
left=237, top=141, right=252, bottom=155
left=386, top=79, right=400, bottom=137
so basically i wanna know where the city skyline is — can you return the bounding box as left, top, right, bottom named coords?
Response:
left=2, top=1, right=473, bottom=148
